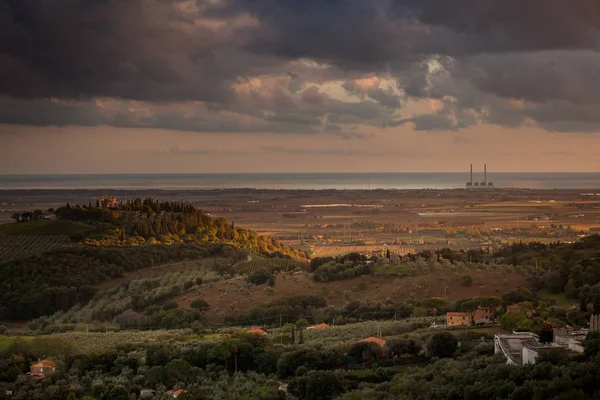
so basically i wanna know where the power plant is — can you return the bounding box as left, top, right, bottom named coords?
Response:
left=466, top=164, right=494, bottom=188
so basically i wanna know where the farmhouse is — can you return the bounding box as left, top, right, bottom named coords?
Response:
left=30, top=359, right=56, bottom=377
left=446, top=307, right=493, bottom=327
left=359, top=337, right=387, bottom=347
left=446, top=312, right=470, bottom=327
left=473, top=307, right=493, bottom=324
left=247, top=327, right=267, bottom=335
left=506, top=304, right=520, bottom=313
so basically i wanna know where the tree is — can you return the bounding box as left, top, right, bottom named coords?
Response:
left=288, top=371, right=344, bottom=400
left=423, top=297, right=449, bottom=324
left=387, top=339, right=421, bottom=364
left=10, top=213, right=20, bottom=223
left=461, top=275, right=473, bottom=286
left=101, top=385, right=129, bottom=400
left=428, top=332, right=458, bottom=358
left=584, top=331, right=600, bottom=358
left=247, top=270, right=274, bottom=286
left=423, top=297, right=449, bottom=310
left=190, top=299, right=209, bottom=311
left=545, top=270, right=566, bottom=293
left=295, top=319, right=309, bottom=344
left=347, top=341, right=383, bottom=365
left=165, top=359, right=191, bottom=383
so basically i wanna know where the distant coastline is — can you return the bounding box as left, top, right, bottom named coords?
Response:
left=0, top=172, right=599, bottom=190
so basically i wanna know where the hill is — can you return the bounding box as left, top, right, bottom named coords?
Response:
left=0, top=198, right=308, bottom=321
left=175, top=269, right=529, bottom=324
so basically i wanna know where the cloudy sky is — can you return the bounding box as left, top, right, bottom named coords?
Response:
left=2, top=0, right=600, bottom=174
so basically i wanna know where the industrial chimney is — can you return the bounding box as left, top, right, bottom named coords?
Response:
left=484, top=164, right=487, bottom=185
left=466, top=164, right=473, bottom=187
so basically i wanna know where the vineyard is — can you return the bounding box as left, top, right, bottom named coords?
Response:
left=0, top=235, right=74, bottom=263
left=311, top=245, right=415, bottom=257
left=234, top=259, right=309, bottom=274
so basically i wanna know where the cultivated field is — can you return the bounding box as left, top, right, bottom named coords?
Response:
left=0, top=234, right=74, bottom=263
left=234, top=258, right=309, bottom=274
left=0, top=220, right=95, bottom=236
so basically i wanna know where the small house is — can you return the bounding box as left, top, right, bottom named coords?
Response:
left=446, top=312, right=471, bottom=327
left=172, top=389, right=187, bottom=398
left=247, top=327, right=267, bottom=335
left=507, top=304, right=520, bottom=313
left=30, top=359, right=56, bottom=377
left=473, top=307, right=493, bottom=324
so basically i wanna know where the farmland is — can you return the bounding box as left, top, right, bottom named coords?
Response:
left=0, top=335, right=34, bottom=352
left=0, top=234, right=73, bottom=263
left=0, top=220, right=95, bottom=237
left=234, top=258, right=309, bottom=274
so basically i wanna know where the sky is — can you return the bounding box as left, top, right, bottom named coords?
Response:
left=1, top=0, right=600, bottom=174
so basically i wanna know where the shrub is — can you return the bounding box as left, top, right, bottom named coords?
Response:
left=461, top=275, right=473, bottom=286
left=162, top=302, right=178, bottom=311
left=247, top=270, right=275, bottom=286
left=428, top=332, right=458, bottom=359
left=190, top=299, right=210, bottom=311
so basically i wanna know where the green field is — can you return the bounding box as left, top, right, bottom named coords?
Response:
left=537, top=289, right=574, bottom=307
left=0, top=220, right=95, bottom=237
left=0, top=335, right=34, bottom=351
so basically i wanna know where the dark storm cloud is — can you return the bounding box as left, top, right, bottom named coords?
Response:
left=0, top=0, right=247, bottom=102
left=2, top=0, right=600, bottom=133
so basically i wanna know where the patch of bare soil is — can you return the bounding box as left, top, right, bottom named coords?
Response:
left=174, top=270, right=529, bottom=323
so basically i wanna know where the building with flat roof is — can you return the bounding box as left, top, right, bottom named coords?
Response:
left=495, top=331, right=582, bottom=365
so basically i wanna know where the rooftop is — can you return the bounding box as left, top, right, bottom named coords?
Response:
left=359, top=336, right=387, bottom=347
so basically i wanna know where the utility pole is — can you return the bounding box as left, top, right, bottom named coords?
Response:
left=280, top=315, right=283, bottom=344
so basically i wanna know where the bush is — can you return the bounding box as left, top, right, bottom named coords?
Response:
left=428, top=332, right=458, bottom=359
left=162, top=301, right=178, bottom=311
left=247, top=270, right=275, bottom=286
left=313, top=261, right=372, bottom=282
left=190, top=299, right=210, bottom=311
left=461, top=275, right=473, bottom=286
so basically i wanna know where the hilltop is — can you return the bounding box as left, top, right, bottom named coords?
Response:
left=0, top=198, right=307, bottom=321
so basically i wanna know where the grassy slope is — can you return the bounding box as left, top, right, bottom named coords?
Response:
left=176, top=269, right=531, bottom=323
left=0, top=335, right=34, bottom=352
left=0, top=220, right=95, bottom=236
left=537, top=289, right=575, bottom=307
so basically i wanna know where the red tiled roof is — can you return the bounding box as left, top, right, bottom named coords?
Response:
left=247, top=327, right=267, bottom=335
left=359, top=336, right=387, bottom=346
left=307, top=323, right=329, bottom=329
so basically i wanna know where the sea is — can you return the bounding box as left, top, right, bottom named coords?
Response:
left=0, top=173, right=599, bottom=190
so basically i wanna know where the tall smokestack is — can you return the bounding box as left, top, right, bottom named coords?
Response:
left=470, top=164, right=473, bottom=184
left=484, top=164, right=487, bottom=185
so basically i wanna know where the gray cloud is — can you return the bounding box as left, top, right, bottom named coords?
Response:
left=153, top=146, right=252, bottom=156
left=2, top=0, right=600, bottom=134
left=260, top=146, right=429, bottom=157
